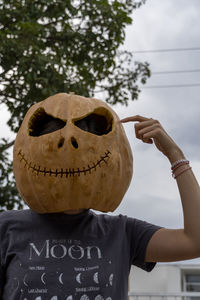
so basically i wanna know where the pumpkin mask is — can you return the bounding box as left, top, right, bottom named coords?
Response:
left=13, top=93, right=133, bottom=213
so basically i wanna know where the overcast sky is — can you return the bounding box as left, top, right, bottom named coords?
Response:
left=0, top=0, right=200, bottom=263
left=113, top=0, right=200, bottom=223
left=113, top=0, right=200, bottom=264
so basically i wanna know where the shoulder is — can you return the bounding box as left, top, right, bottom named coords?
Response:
left=0, top=209, right=34, bottom=225
left=92, top=212, right=161, bottom=236
left=91, top=211, right=128, bottom=222
left=92, top=212, right=145, bottom=226
left=90, top=211, right=131, bottom=230
left=86, top=211, right=133, bottom=238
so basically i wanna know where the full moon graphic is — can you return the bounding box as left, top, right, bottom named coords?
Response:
left=80, top=295, right=89, bottom=300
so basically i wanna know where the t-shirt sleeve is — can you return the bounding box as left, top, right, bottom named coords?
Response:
left=126, top=217, right=162, bottom=272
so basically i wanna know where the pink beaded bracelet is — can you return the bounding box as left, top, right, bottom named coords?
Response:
left=172, top=161, right=189, bottom=172
left=171, top=159, right=189, bottom=170
left=173, top=166, right=192, bottom=179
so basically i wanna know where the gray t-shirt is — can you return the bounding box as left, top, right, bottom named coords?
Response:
left=0, top=209, right=161, bottom=300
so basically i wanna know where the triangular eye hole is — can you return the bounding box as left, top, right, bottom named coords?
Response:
left=28, top=108, right=66, bottom=136
left=74, top=112, right=113, bottom=136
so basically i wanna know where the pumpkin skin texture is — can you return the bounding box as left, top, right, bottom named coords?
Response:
left=13, top=93, right=133, bottom=213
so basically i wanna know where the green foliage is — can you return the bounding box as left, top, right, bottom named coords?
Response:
left=0, top=0, right=150, bottom=210
left=0, top=139, right=22, bottom=211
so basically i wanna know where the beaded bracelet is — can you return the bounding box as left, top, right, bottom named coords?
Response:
left=173, top=166, right=192, bottom=179
left=171, top=159, right=189, bottom=170
left=171, top=159, right=191, bottom=179
left=172, top=161, right=189, bottom=172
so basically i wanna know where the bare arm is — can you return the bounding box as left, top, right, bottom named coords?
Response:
left=121, top=115, right=200, bottom=262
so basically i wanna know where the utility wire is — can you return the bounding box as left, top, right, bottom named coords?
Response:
left=133, top=47, right=200, bottom=53
left=142, top=83, right=200, bottom=89
left=152, top=68, right=200, bottom=75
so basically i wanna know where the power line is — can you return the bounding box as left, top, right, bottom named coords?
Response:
left=142, top=83, right=200, bottom=89
left=152, top=69, right=200, bottom=75
left=133, top=47, right=200, bottom=53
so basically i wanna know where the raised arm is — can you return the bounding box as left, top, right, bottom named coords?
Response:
left=121, top=115, right=200, bottom=262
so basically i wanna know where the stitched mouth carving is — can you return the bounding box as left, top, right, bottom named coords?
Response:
left=18, top=150, right=111, bottom=177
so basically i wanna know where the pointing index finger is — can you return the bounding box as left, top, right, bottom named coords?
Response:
left=120, top=115, right=149, bottom=123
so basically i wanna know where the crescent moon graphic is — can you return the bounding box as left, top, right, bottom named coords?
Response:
left=106, top=298, right=112, bottom=300
left=23, top=274, right=28, bottom=287
left=93, top=272, right=99, bottom=284
left=59, top=273, right=64, bottom=285
left=76, top=273, right=82, bottom=284
left=109, top=273, right=114, bottom=286
left=41, top=273, right=46, bottom=284
left=66, top=296, right=73, bottom=300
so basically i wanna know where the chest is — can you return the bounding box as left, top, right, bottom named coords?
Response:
left=3, top=231, right=130, bottom=299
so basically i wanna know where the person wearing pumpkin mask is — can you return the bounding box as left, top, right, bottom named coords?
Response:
left=0, top=93, right=199, bottom=300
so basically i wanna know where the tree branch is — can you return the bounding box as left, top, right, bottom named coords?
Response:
left=0, top=140, right=15, bottom=151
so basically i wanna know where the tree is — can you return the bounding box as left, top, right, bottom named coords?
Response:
left=0, top=0, right=150, bottom=210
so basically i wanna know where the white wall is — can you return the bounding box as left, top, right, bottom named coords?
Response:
left=129, top=264, right=182, bottom=293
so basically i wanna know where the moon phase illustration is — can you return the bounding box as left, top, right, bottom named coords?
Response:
left=109, top=273, right=114, bottom=286
left=41, top=273, right=46, bottom=284
left=95, top=295, right=104, bottom=300
left=66, top=296, right=73, bottom=300
left=59, top=273, right=64, bottom=285
left=80, top=295, right=89, bottom=300
left=12, top=277, right=20, bottom=291
left=93, top=272, right=99, bottom=284
left=23, top=274, right=28, bottom=287
left=76, top=273, right=82, bottom=284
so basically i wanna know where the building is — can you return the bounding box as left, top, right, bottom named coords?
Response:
left=129, top=264, right=200, bottom=300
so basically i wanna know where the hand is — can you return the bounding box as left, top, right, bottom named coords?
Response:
left=120, top=115, right=185, bottom=163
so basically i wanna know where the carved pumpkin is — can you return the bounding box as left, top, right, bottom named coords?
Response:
left=13, top=93, right=133, bottom=213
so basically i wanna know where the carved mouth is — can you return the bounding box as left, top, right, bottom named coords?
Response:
left=18, top=150, right=111, bottom=177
